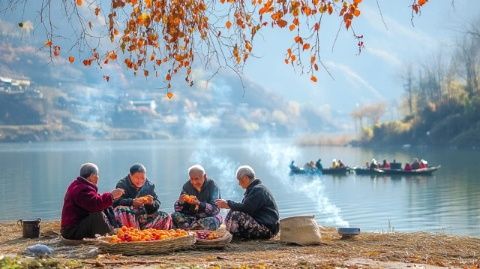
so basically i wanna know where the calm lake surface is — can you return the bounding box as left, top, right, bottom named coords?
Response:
left=0, top=139, right=479, bottom=236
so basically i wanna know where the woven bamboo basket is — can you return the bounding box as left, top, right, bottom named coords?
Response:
left=194, top=230, right=232, bottom=249
left=95, top=234, right=196, bottom=255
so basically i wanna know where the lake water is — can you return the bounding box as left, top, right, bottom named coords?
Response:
left=0, top=139, right=479, bottom=236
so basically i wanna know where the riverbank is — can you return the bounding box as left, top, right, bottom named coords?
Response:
left=1, top=221, right=479, bottom=268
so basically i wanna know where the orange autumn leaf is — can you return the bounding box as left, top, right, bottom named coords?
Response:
left=293, top=18, right=299, bottom=26
left=327, top=4, right=333, bottom=15
left=289, top=24, right=296, bottom=31
left=108, top=51, right=117, bottom=60
left=68, top=56, right=75, bottom=63
left=75, top=0, right=83, bottom=6
left=353, top=0, right=362, bottom=4
left=354, top=9, right=361, bottom=17
left=303, top=43, right=310, bottom=50
left=345, top=19, right=351, bottom=29
left=166, top=73, right=171, bottom=81
left=310, top=75, right=317, bottom=82
left=294, top=36, right=303, bottom=44
left=277, top=19, right=287, bottom=28
left=412, top=4, right=419, bottom=13
left=44, top=40, right=52, bottom=47
left=225, top=21, right=232, bottom=29
left=166, top=92, right=174, bottom=99
left=418, top=0, right=427, bottom=6
left=94, top=7, right=101, bottom=16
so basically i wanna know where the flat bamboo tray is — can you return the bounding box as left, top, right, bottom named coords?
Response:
left=194, top=230, right=232, bottom=249
left=95, top=234, right=195, bottom=255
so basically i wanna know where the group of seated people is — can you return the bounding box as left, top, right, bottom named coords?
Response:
left=61, top=163, right=279, bottom=241
left=298, top=158, right=346, bottom=171
left=404, top=158, right=428, bottom=171
left=367, top=158, right=428, bottom=171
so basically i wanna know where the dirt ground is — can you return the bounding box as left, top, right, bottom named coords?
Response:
left=1, top=221, right=479, bottom=268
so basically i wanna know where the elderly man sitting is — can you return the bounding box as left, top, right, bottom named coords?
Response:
left=113, top=163, right=172, bottom=230
left=61, top=163, right=124, bottom=240
left=216, top=165, right=279, bottom=240
left=171, top=164, right=222, bottom=230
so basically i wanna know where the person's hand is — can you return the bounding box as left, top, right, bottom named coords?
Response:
left=215, top=199, right=230, bottom=209
left=111, top=188, right=125, bottom=200
left=191, top=196, right=200, bottom=205
left=132, top=198, right=145, bottom=208
left=144, top=195, right=154, bottom=205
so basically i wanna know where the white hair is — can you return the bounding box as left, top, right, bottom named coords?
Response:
left=79, top=163, right=98, bottom=178
left=188, top=164, right=206, bottom=176
left=236, top=165, right=255, bottom=181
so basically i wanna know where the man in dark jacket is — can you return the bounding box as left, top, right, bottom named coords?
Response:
left=113, top=163, right=172, bottom=229
left=216, top=165, right=279, bottom=239
left=171, top=164, right=222, bottom=230
left=61, top=163, right=124, bottom=239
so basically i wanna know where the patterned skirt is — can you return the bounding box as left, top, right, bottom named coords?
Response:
left=225, top=211, right=273, bottom=240
left=171, top=212, right=222, bottom=230
left=114, top=206, right=172, bottom=230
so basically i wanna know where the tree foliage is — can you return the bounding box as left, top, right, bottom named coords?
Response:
left=2, top=0, right=429, bottom=98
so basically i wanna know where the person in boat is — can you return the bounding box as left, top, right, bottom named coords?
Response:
left=289, top=160, right=296, bottom=170
left=113, top=163, right=172, bottom=230
left=365, top=162, right=370, bottom=168
left=419, top=159, right=428, bottom=169
left=404, top=162, right=412, bottom=171
left=382, top=159, right=390, bottom=169
left=215, top=165, right=279, bottom=240
left=61, top=163, right=125, bottom=240
left=171, top=164, right=222, bottom=230
left=303, top=161, right=316, bottom=171
left=337, top=159, right=345, bottom=168
left=411, top=158, right=421, bottom=170
left=370, top=159, right=378, bottom=169
left=332, top=159, right=338, bottom=168
left=315, top=159, right=323, bottom=171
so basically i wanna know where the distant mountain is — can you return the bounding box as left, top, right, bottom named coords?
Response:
left=0, top=19, right=343, bottom=141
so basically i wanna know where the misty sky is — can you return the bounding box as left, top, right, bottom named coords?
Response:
left=242, top=1, right=480, bottom=115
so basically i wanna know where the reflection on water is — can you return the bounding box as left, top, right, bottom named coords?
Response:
left=0, top=139, right=479, bottom=236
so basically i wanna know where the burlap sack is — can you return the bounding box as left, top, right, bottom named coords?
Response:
left=279, top=216, right=321, bottom=245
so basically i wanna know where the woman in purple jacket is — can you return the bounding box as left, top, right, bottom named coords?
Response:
left=61, top=163, right=124, bottom=240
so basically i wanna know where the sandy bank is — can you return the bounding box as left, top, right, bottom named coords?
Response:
left=1, top=221, right=479, bottom=268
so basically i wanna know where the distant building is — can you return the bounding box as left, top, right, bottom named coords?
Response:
left=129, top=100, right=157, bottom=112
left=0, top=76, right=31, bottom=93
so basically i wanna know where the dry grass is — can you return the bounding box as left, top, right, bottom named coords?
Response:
left=1, top=221, right=479, bottom=268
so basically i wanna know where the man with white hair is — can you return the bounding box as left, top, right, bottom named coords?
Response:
left=61, top=163, right=125, bottom=239
left=216, top=165, right=279, bottom=240
left=171, top=164, right=222, bottom=230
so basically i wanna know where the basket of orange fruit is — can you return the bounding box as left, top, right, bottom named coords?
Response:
left=194, top=229, right=232, bottom=249
left=95, top=226, right=195, bottom=255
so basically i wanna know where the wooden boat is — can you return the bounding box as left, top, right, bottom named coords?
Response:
left=289, top=163, right=350, bottom=176
left=353, top=166, right=441, bottom=176
left=321, top=167, right=350, bottom=175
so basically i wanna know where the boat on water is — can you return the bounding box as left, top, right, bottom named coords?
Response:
left=289, top=162, right=350, bottom=176
left=353, top=166, right=441, bottom=176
